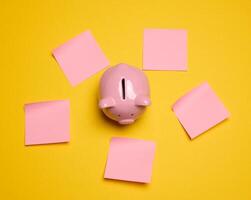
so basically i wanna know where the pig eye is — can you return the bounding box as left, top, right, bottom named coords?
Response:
left=130, top=114, right=134, bottom=116
left=118, top=114, right=121, bottom=117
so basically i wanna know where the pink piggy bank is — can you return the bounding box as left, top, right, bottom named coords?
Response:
left=99, top=63, right=151, bottom=125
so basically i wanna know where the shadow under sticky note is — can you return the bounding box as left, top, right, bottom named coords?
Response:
left=52, top=30, right=109, bottom=86
left=104, top=137, right=155, bottom=183
left=143, top=29, right=187, bottom=71
left=172, top=82, right=230, bottom=139
left=24, top=100, right=70, bottom=145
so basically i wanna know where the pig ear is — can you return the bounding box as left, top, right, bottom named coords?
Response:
left=135, top=95, right=151, bottom=106
left=99, top=97, right=116, bottom=109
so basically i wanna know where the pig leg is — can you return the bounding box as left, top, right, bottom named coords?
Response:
left=135, top=95, right=151, bottom=106
left=99, top=97, right=116, bottom=109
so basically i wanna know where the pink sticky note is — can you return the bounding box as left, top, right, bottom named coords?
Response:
left=143, top=29, right=187, bottom=71
left=52, top=30, right=109, bottom=86
left=172, top=83, right=230, bottom=139
left=24, top=100, right=70, bottom=145
left=104, top=137, right=155, bottom=183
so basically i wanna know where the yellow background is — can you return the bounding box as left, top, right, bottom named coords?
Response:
left=1, top=0, right=250, bottom=199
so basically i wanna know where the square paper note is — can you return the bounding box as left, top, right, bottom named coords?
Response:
left=172, top=82, right=230, bottom=139
left=24, top=100, right=70, bottom=145
left=52, top=30, right=109, bottom=86
left=143, top=29, right=187, bottom=70
left=104, top=137, right=155, bottom=183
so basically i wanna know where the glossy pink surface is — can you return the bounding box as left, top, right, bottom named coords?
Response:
left=99, top=64, right=151, bottom=125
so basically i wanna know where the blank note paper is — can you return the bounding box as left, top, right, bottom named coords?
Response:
left=52, top=30, right=109, bottom=86
left=104, top=137, right=155, bottom=183
left=24, top=100, right=70, bottom=145
left=143, top=29, right=187, bottom=71
left=172, top=83, right=230, bottom=139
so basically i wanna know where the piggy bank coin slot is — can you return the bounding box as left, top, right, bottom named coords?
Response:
left=122, top=78, right=126, bottom=100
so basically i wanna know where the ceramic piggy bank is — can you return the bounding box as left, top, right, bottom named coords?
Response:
left=99, top=63, right=151, bottom=125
